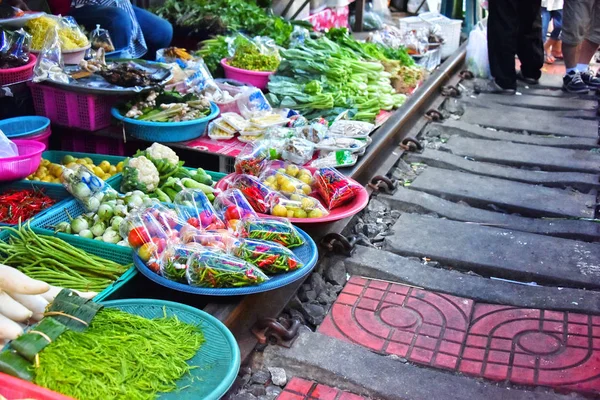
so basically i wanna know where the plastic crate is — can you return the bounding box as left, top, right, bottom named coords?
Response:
left=399, top=12, right=462, bottom=59
left=0, top=181, right=72, bottom=226
left=27, top=150, right=125, bottom=189
left=59, top=131, right=126, bottom=156
left=0, top=226, right=136, bottom=302
left=28, top=82, right=116, bottom=131
left=0, top=372, right=74, bottom=400
left=0, top=54, right=36, bottom=86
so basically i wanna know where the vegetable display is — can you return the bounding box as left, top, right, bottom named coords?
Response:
left=227, top=35, right=280, bottom=72
left=232, top=238, right=302, bottom=274
left=243, top=218, right=305, bottom=248
left=26, top=16, right=89, bottom=51
left=0, top=226, right=129, bottom=292
left=26, top=156, right=122, bottom=184
left=0, top=189, right=56, bottom=224
left=186, top=250, right=268, bottom=288
left=122, top=90, right=212, bottom=122
left=314, top=167, right=361, bottom=209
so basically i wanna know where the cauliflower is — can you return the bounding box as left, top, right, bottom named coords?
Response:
left=145, top=143, right=179, bottom=165
left=120, top=156, right=160, bottom=193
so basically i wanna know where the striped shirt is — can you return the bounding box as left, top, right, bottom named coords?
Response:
left=71, top=0, right=147, bottom=58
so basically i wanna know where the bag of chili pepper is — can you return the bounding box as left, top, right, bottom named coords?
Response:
left=213, top=189, right=258, bottom=233
left=243, top=217, right=305, bottom=248
left=234, top=143, right=269, bottom=176
left=179, top=225, right=237, bottom=252
left=0, top=188, right=56, bottom=225
left=158, top=243, right=205, bottom=283
left=313, top=167, right=362, bottom=210
left=185, top=249, right=269, bottom=288
left=173, top=189, right=226, bottom=231
left=231, top=174, right=280, bottom=214
left=231, top=238, right=303, bottom=274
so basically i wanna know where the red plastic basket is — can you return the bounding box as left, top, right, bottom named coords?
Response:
left=0, top=54, right=36, bottom=86
left=28, top=83, right=116, bottom=131
left=0, top=139, right=45, bottom=181
left=0, top=372, right=74, bottom=400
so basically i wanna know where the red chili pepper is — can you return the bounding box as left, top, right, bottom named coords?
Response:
left=0, top=189, right=56, bottom=224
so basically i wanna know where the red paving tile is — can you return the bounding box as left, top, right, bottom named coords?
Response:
left=317, top=277, right=600, bottom=395
left=278, top=378, right=367, bottom=400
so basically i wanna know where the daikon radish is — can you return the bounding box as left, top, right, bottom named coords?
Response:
left=0, top=312, right=23, bottom=340
left=0, top=264, right=49, bottom=294
left=72, top=290, right=98, bottom=299
left=0, top=291, right=32, bottom=322
left=8, top=293, right=48, bottom=321
left=40, top=285, right=62, bottom=302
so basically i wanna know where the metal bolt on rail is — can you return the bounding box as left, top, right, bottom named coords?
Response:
left=441, top=85, right=461, bottom=97
left=459, top=70, right=475, bottom=79
left=320, top=233, right=357, bottom=256
left=251, top=315, right=304, bottom=347
left=368, top=175, right=397, bottom=194
left=424, top=109, right=443, bottom=121
left=400, top=136, right=423, bottom=152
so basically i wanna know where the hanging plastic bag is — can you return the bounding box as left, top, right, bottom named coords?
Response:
left=231, top=238, right=303, bottom=274
left=185, top=249, right=269, bottom=288
left=466, top=22, right=491, bottom=79
left=90, top=24, right=115, bottom=52
left=243, top=217, right=305, bottom=248
left=0, top=129, right=18, bottom=158
left=33, top=26, right=68, bottom=83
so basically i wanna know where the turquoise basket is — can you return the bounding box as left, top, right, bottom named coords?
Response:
left=27, top=150, right=126, bottom=189
left=0, top=181, right=72, bottom=226
left=102, top=299, right=240, bottom=400
left=0, top=227, right=136, bottom=302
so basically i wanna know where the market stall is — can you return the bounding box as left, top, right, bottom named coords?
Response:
left=0, top=0, right=462, bottom=398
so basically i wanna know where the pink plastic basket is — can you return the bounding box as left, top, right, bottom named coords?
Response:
left=28, top=83, right=116, bottom=131
left=60, top=132, right=126, bottom=156
left=0, top=54, right=36, bottom=86
left=221, top=58, right=274, bottom=90
left=0, top=372, right=74, bottom=400
left=21, top=126, right=52, bottom=150
left=0, top=139, right=45, bottom=181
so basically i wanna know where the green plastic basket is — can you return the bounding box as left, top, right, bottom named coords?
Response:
left=0, top=227, right=136, bottom=302
left=27, top=150, right=125, bottom=189
left=102, top=299, right=240, bottom=400
left=0, top=181, right=73, bottom=226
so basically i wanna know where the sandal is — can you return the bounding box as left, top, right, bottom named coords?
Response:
left=551, top=51, right=563, bottom=60
left=545, top=53, right=555, bottom=64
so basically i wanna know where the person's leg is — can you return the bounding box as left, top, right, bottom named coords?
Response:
left=69, top=6, right=133, bottom=51
left=541, top=7, right=551, bottom=42
left=579, top=2, right=600, bottom=86
left=561, top=0, right=592, bottom=71
left=487, top=0, right=519, bottom=90
left=516, top=0, right=544, bottom=82
left=550, top=9, right=563, bottom=58
left=133, top=6, right=173, bottom=60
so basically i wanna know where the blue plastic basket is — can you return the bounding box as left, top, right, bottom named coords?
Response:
left=0, top=181, right=72, bottom=226
left=111, top=102, right=220, bottom=142
left=0, top=226, right=136, bottom=302
left=102, top=299, right=240, bottom=400
left=133, top=227, right=319, bottom=296
left=0, top=116, right=50, bottom=138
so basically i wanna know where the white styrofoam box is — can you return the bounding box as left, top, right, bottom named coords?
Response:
left=399, top=12, right=462, bottom=59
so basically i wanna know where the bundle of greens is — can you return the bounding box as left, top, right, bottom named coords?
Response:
left=228, top=35, right=280, bottom=72
left=267, top=37, right=406, bottom=122
left=121, top=90, right=212, bottom=123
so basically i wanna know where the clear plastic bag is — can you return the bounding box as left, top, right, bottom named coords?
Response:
left=243, top=217, right=305, bottom=248
left=236, top=86, right=273, bottom=119
left=234, top=143, right=270, bottom=176
left=263, top=161, right=314, bottom=185
left=282, top=138, right=315, bottom=165
left=213, top=189, right=258, bottom=231
left=61, top=164, right=118, bottom=211
left=227, top=34, right=280, bottom=72
left=259, top=169, right=312, bottom=197
left=466, top=22, right=491, bottom=79
left=0, top=130, right=18, bottom=158
left=314, top=167, right=362, bottom=210
left=295, top=123, right=327, bottom=144
left=159, top=243, right=204, bottom=283
left=328, top=120, right=374, bottom=138
left=185, top=249, right=269, bottom=288
left=231, top=238, right=303, bottom=274
left=33, top=26, right=68, bottom=84
left=0, top=29, right=31, bottom=69
left=231, top=174, right=280, bottom=214
left=179, top=226, right=237, bottom=252
left=90, top=24, right=115, bottom=52
left=270, top=194, right=329, bottom=219
left=173, top=189, right=226, bottom=231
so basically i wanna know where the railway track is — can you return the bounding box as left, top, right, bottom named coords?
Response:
left=221, top=45, right=600, bottom=399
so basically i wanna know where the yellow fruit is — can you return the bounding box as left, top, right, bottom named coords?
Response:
left=277, top=168, right=286, bottom=175
left=116, top=161, right=124, bottom=172
left=50, top=164, right=63, bottom=177
left=32, top=177, right=40, bottom=181
left=75, top=159, right=86, bottom=165
left=289, top=194, right=301, bottom=201
left=301, top=197, right=315, bottom=210
left=287, top=210, right=295, bottom=218
left=281, top=182, right=297, bottom=194
left=300, top=169, right=312, bottom=177
left=93, top=166, right=104, bottom=177
left=66, top=162, right=77, bottom=169
left=62, top=155, right=76, bottom=164
left=83, top=157, right=93, bottom=164
left=109, top=165, right=117, bottom=175
left=302, top=185, right=311, bottom=195
left=293, top=209, right=308, bottom=218
left=99, top=160, right=111, bottom=173
left=266, top=176, right=276, bottom=184
left=286, top=165, right=299, bottom=177
left=308, top=209, right=323, bottom=218
left=41, top=176, right=52, bottom=182
left=41, top=159, right=50, bottom=166
left=299, top=174, right=312, bottom=184
left=272, top=204, right=287, bottom=217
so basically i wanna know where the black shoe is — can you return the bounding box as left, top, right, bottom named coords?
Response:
left=562, top=71, right=589, bottom=93
left=581, top=69, right=600, bottom=89
left=516, top=70, right=539, bottom=85
left=474, top=80, right=517, bottom=95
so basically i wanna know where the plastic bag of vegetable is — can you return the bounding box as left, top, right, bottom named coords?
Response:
left=234, top=142, right=272, bottom=176
left=243, top=217, right=305, bottom=248
left=213, top=188, right=258, bottom=232
left=231, top=238, right=303, bottom=274
left=231, top=174, right=280, bottom=214
left=314, top=167, right=362, bottom=210
left=281, top=137, right=315, bottom=165
left=270, top=193, right=329, bottom=219
left=259, top=169, right=312, bottom=197
left=90, top=24, right=115, bottom=52
left=185, top=249, right=268, bottom=288
left=33, top=25, right=68, bottom=84
left=61, top=164, right=119, bottom=212
left=158, top=243, right=204, bottom=283
left=227, top=33, right=280, bottom=72
left=173, top=189, right=226, bottom=230
left=179, top=226, right=237, bottom=252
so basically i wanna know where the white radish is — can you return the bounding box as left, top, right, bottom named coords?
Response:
left=8, top=293, right=48, bottom=321
left=72, top=290, right=98, bottom=299
left=0, top=312, right=24, bottom=340
left=0, top=265, right=49, bottom=294
left=0, top=291, right=32, bottom=322
left=40, top=285, right=63, bottom=303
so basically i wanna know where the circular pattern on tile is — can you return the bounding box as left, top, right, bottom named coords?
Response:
left=518, top=332, right=562, bottom=355
left=379, top=306, right=419, bottom=328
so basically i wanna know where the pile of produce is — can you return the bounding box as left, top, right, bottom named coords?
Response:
left=0, top=225, right=129, bottom=292
left=0, top=188, right=56, bottom=224
left=121, top=90, right=212, bottom=122
left=227, top=35, right=280, bottom=72
left=26, top=16, right=89, bottom=51
left=0, top=29, right=31, bottom=69
left=26, top=155, right=122, bottom=183
left=0, top=290, right=204, bottom=400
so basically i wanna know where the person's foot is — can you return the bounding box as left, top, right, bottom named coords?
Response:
left=517, top=70, right=539, bottom=85
left=544, top=53, right=555, bottom=64
left=581, top=69, right=600, bottom=88
left=474, top=80, right=516, bottom=95
left=562, top=71, right=589, bottom=93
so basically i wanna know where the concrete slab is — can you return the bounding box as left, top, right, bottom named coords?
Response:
left=460, top=107, right=598, bottom=138
left=430, top=120, right=599, bottom=150
left=476, top=92, right=597, bottom=111
left=343, top=245, right=600, bottom=313
left=381, top=187, right=600, bottom=241
left=443, top=136, right=600, bottom=174
left=517, top=86, right=597, bottom=99
left=406, top=149, right=600, bottom=191
left=384, top=213, right=600, bottom=289
left=263, top=331, right=577, bottom=400
left=461, top=97, right=599, bottom=120
left=409, top=167, right=596, bottom=218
